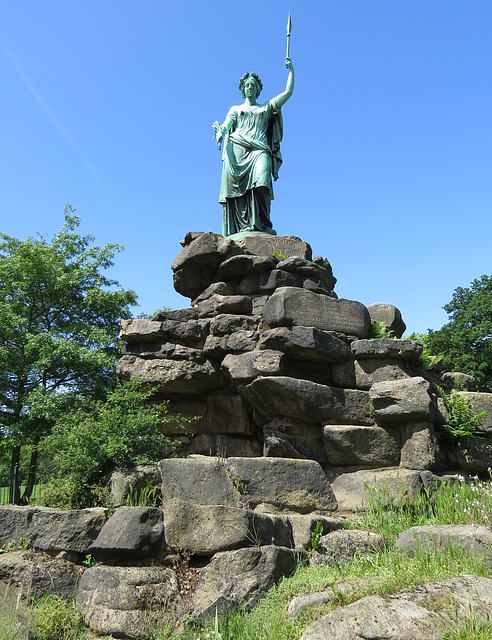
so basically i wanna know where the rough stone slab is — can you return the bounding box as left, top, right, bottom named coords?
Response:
left=210, top=313, right=260, bottom=336
left=0, top=505, right=43, bottom=546
left=458, top=391, right=492, bottom=433
left=367, top=302, right=406, bottom=338
left=173, top=265, right=217, bottom=300
left=187, top=434, right=262, bottom=458
left=400, top=422, right=440, bottom=470
left=444, top=435, right=492, bottom=473
left=275, top=256, right=320, bottom=276
left=323, top=424, right=400, bottom=467
left=116, top=355, right=221, bottom=396
left=77, top=565, right=182, bottom=638
left=353, top=359, right=417, bottom=390
left=196, top=294, right=252, bottom=318
left=221, top=350, right=287, bottom=384
left=287, top=579, right=377, bottom=619
left=217, top=254, right=276, bottom=281
left=225, top=457, right=338, bottom=513
left=264, top=420, right=326, bottom=463
left=299, top=576, right=492, bottom=640
left=30, top=508, right=107, bottom=554
left=241, top=376, right=373, bottom=425
left=206, top=394, right=253, bottom=435
left=236, top=269, right=304, bottom=295
left=262, top=287, right=371, bottom=338
left=369, top=376, right=435, bottom=423
left=171, top=232, right=242, bottom=271
left=351, top=338, right=422, bottom=361
left=164, top=499, right=293, bottom=555
left=120, top=319, right=166, bottom=343
left=235, top=234, right=313, bottom=260
left=0, top=550, right=83, bottom=600
left=259, top=326, right=351, bottom=363
left=107, top=465, right=162, bottom=507
left=158, top=457, right=240, bottom=507
left=192, top=545, right=300, bottom=618
left=311, top=529, right=384, bottom=566
left=283, top=514, right=343, bottom=550
left=88, top=507, right=165, bottom=560
left=395, top=524, right=492, bottom=559
left=191, top=281, right=235, bottom=305
left=330, top=467, right=422, bottom=512
left=441, top=371, right=477, bottom=391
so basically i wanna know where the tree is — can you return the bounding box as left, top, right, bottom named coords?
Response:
left=427, top=275, right=492, bottom=392
left=0, top=207, right=137, bottom=503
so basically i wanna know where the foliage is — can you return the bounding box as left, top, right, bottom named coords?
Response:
left=435, top=386, right=487, bottom=440
left=272, top=251, right=286, bottom=261
left=39, top=379, right=179, bottom=508
left=407, top=332, right=444, bottom=371
left=0, top=207, right=137, bottom=503
left=0, top=583, right=27, bottom=640
left=308, top=521, right=324, bottom=552
left=368, top=322, right=395, bottom=339
left=427, top=275, right=492, bottom=392
left=123, top=480, right=161, bottom=507
left=30, top=595, right=85, bottom=640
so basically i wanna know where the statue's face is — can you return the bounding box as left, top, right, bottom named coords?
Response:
left=244, top=78, right=258, bottom=99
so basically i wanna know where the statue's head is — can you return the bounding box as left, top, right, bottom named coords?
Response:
left=239, top=72, right=263, bottom=99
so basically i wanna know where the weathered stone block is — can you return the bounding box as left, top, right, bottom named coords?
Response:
left=264, top=419, right=326, bottom=463
left=221, top=350, right=287, bottom=384
left=323, top=424, right=400, bottom=467
left=116, top=355, right=221, bottom=396
left=217, top=254, right=276, bottom=281
left=206, top=394, right=253, bottom=435
left=235, top=234, right=312, bottom=260
left=163, top=499, right=293, bottom=555
left=262, top=287, right=371, bottom=338
left=192, top=281, right=235, bottom=304
left=188, top=434, right=262, bottom=458
left=354, top=359, right=418, bottom=390
left=225, top=457, right=338, bottom=513
left=173, top=266, right=217, bottom=300
left=171, top=232, right=241, bottom=271
left=120, top=319, right=166, bottom=343
left=196, top=294, right=252, bottom=318
left=458, top=392, right=492, bottom=433
left=369, top=377, right=435, bottom=423
left=400, top=422, right=440, bottom=470
left=241, top=376, right=373, bottom=425
left=259, top=326, right=351, bottom=363
left=236, top=269, right=303, bottom=295
left=210, top=313, right=260, bottom=336
left=107, top=466, right=162, bottom=507
left=30, top=508, right=107, bottom=554
left=351, top=339, right=422, bottom=361
left=367, top=302, right=406, bottom=338
left=444, top=435, right=492, bottom=473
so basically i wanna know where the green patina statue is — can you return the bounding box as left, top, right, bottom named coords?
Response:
left=213, top=56, right=294, bottom=239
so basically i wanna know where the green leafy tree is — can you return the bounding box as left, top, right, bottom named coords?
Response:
left=427, top=275, right=492, bottom=392
left=0, top=207, right=137, bottom=503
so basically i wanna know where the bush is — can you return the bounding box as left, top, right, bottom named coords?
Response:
left=30, top=595, right=84, bottom=640
left=39, top=379, right=183, bottom=508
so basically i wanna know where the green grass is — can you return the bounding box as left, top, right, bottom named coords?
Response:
left=0, top=584, right=29, bottom=640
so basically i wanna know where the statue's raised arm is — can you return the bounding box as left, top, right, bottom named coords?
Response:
left=213, top=57, right=295, bottom=239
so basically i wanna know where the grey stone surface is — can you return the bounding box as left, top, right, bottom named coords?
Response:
left=367, top=302, right=406, bottom=338
left=323, top=424, right=400, bottom=467
left=369, top=377, right=435, bottom=423
left=236, top=269, right=304, bottom=295
left=0, top=550, right=83, bottom=600
left=395, top=524, right=492, bottom=560
left=209, top=313, right=260, bottom=336
left=235, top=234, right=313, bottom=260
left=196, top=294, right=252, bottom=318
left=283, top=514, right=343, bottom=550
left=400, top=422, right=440, bottom=470
left=330, top=467, right=422, bottom=512
left=264, top=426, right=326, bottom=463
left=164, top=499, right=293, bottom=555
left=30, top=508, right=107, bottom=554
left=107, top=465, right=162, bottom=507
left=171, top=231, right=241, bottom=272
left=444, top=435, right=492, bottom=473
left=299, top=576, right=492, bottom=640
left=191, top=281, right=235, bottom=304
left=259, top=326, right=351, bottom=362
left=225, top=457, right=338, bottom=513
left=120, top=319, right=167, bottom=343
left=0, top=505, right=43, bottom=546
left=441, top=371, right=477, bottom=391
left=116, top=355, right=221, bottom=396
left=173, top=265, right=218, bottom=300
left=458, top=391, right=492, bottom=433
left=221, top=350, right=287, bottom=384
left=88, top=507, right=165, bottom=560
left=262, top=287, right=371, bottom=338
left=77, top=565, right=182, bottom=638
left=159, top=457, right=240, bottom=507
left=187, top=433, right=262, bottom=458
left=351, top=338, right=422, bottom=361
left=217, top=254, right=276, bottom=281
left=192, top=545, right=300, bottom=618
left=206, top=394, right=253, bottom=435
left=241, top=376, right=373, bottom=425
left=310, top=529, right=384, bottom=566
left=353, top=358, right=417, bottom=390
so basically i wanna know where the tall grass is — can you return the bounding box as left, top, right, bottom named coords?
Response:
left=0, top=584, right=29, bottom=640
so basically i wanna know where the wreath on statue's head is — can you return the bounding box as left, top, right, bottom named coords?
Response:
left=239, top=72, right=263, bottom=98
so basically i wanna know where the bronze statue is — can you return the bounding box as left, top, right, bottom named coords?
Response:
left=213, top=17, right=294, bottom=238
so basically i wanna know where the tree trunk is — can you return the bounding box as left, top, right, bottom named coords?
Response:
left=9, top=445, right=21, bottom=504
left=20, top=445, right=38, bottom=505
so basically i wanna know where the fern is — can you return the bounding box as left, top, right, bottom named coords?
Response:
left=436, top=386, right=487, bottom=440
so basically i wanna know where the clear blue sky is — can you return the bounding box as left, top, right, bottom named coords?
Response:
left=1, top=1, right=491, bottom=334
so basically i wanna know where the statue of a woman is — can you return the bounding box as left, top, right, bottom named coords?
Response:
left=214, top=58, right=294, bottom=238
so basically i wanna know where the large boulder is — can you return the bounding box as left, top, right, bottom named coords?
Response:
left=400, top=422, right=441, bottom=470
left=258, top=326, right=351, bottom=363
left=241, top=376, right=373, bottom=425
left=323, top=424, right=400, bottom=467
left=164, top=500, right=293, bottom=555
left=262, top=287, right=371, bottom=338
left=30, top=507, right=107, bottom=554
left=367, top=302, right=406, bottom=338
left=369, top=377, right=435, bottom=423
left=299, top=576, right=492, bottom=640
left=192, top=545, right=300, bottom=618
left=221, top=350, right=287, bottom=384
left=88, top=507, right=165, bottom=560
left=171, top=232, right=241, bottom=272
left=77, top=565, right=182, bottom=638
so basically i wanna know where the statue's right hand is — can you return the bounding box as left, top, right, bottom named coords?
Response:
left=216, top=131, right=223, bottom=150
